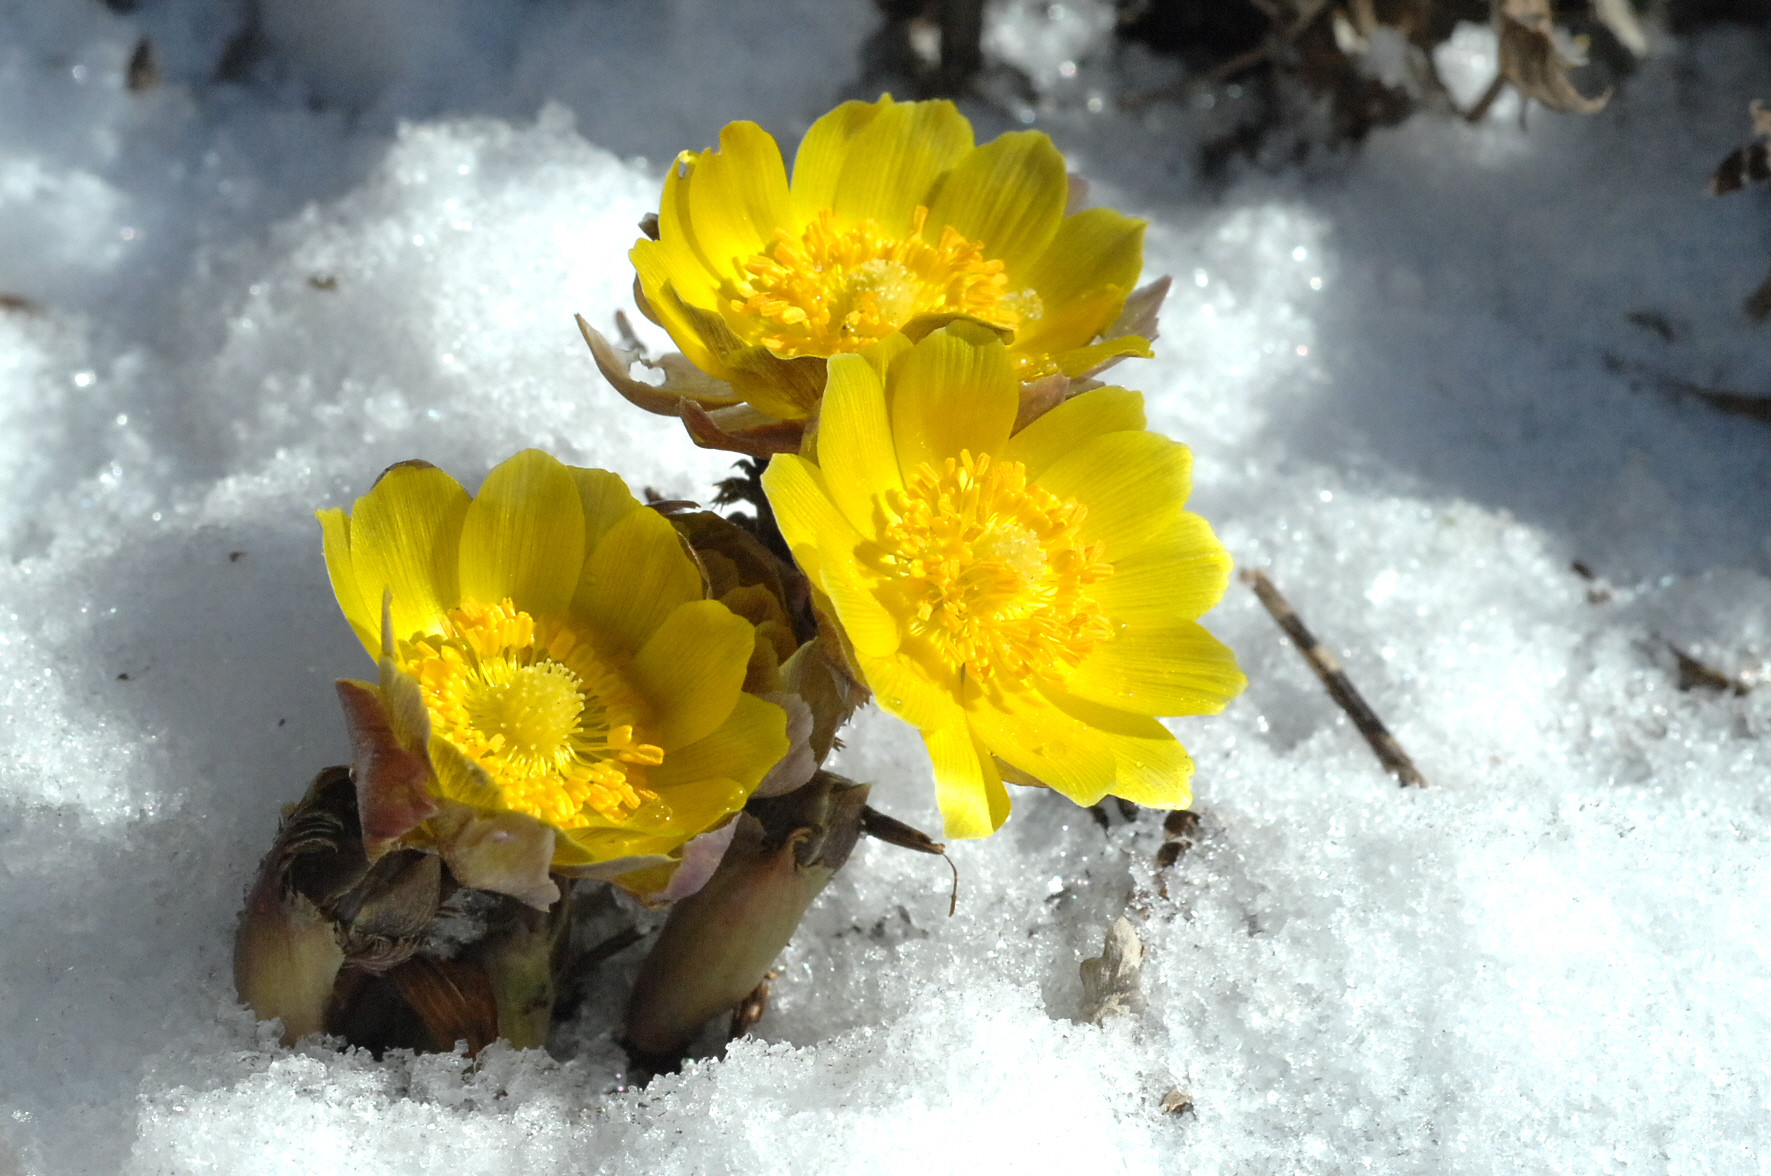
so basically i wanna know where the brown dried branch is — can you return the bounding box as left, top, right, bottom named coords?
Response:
left=1241, top=569, right=1427, bottom=788
left=1604, top=354, right=1771, bottom=423
left=1483, top=0, right=1610, bottom=118
left=1666, top=642, right=1752, bottom=696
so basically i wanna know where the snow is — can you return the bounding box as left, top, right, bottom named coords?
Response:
left=2, top=1, right=1769, bottom=1173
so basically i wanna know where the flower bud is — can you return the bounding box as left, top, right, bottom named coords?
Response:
left=234, top=766, right=444, bottom=1045
left=623, top=771, right=869, bottom=1064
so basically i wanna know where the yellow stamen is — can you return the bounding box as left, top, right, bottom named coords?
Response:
left=398, top=599, right=666, bottom=828
left=728, top=207, right=1020, bottom=357
left=878, top=451, right=1114, bottom=686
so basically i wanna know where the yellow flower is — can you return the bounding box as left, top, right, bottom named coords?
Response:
left=762, top=326, right=1244, bottom=839
left=317, top=449, right=789, bottom=906
left=629, top=95, right=1154, bottom=423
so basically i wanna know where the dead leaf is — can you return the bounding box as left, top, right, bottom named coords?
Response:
left=1710, top=101, right=1771, bottom=195
left=1079, top=916, right=1145, bottom=1023
left=1591, top=0, right=1646, bottom=58
left=1493, top=0, right=1609, bottom=115
left=126, top=38, right=158, bottom=91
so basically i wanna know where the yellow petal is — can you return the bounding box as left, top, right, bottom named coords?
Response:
left=1013, top=207, right=1145, bottom=350
left=922, top=723, right=1009, bottom=839
left=426, top=732, right=502, bottom=810
left=603, top=775, right=752, bottom=841
left=722, top=344, right=828, bottom=420
left=628, top=599, right=753, bottom=749
left=575, top=504, right=704, bottom=657
left=819, top=99, right=974, bottom=236
left=970, top=686, right=1192, bottom=809
left=569, top=465, right=644, bottom=556
left=348, top=461, right=470, bottom=644
left=860, top=330, right=914, bottom=382
left=789, top=97, right=889, bottom=222
left=1090, top=510, right=1233, bottom=626
left=631, top=245, right=731, bottom=378
left=646, top=692, right=788, bottom=794
left=1033, top=430, right=1192, bottom=556
left=1004, top=385, right=1145, bottom=481
left=1050, top=687, right=1196, bottom=808
left=817, top=353, right=903, bottom=534
left=552, top=822, right=652, bottom=862
left=318, top=507, right=376, bottom=658
left=763, top=453, right=904, bottom=657
left=762, top=452, right=854, bottom=589
left=853, top=642, right=962, bottom=730
left=1008, top=287, right=1130, bottom=362
left=818, top=558, right=902, bottom=660
left=924, top=130, right=1066, bottom=273
left=457, top=449, right=585, bottom=619
left=682, top=120, right=793, bottom=277
left=640, top=152, right=725, bottom=312
left=1065, top=620, right=1246, bottom=717
left=1052, top=335, right=1152, bottom=377
left=889, top=325, right=1017, bottom=481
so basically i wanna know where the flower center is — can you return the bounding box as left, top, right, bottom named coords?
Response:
left=879, top=451, right=1114, bottom=686
left=729, top=207, right=1022, bottom=358
left=398, top=599, right=665, bottom=829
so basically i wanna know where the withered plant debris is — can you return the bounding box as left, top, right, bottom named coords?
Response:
left=1473, top=0, right=1611, bottom=122
left=1590, top=0, right=1648, bottom=57
left=860, top=805, right=959, bottom=916
left=126, top=39, right=158, bottom=92
left=1708, top=100, right=1771, bottom=195
left=1079, top=917, right=1146, bottom=1023
left=334, top=956, right=500, bottom=1059
left=858, top=806, right=944, bottom=855
left=1242, top=568, right=1428, bottom=787
left=865, top=0, right=992, bottom=99
left=1156, top=808, right=1202, bottom=870
left=211, top=0, right=262, bottom=85
left=1603, top=353, right=1771, bottom=424
left=1626, top=310, right=1678, bottom=342
left=0, top=294, right=39, bottom=314
left=1086, top=795, right=1140, bottom=830
left=307, top=274, right=338, bottom=291
left=1708, top=101, right=1771, bottom=318
left=1160, top=1087, right=1196, bottom=1116
left=1118, top=0, right=1620, bottom=167
left=1570, top=560, right=1612, bottom=604
left=1666, top=641, right=1752, bottom=695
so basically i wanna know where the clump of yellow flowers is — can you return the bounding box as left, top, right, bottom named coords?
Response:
left=595, top=93, right=1242, bottom=839
left=238, top=94, right=1241, bottom=1066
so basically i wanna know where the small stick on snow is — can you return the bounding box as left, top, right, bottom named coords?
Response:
left=1665, top=640, right=1753, bottom=696
left=1241, top=569, right=1427, bottom=788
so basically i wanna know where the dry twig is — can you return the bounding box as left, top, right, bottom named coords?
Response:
left=1122, top=0, right=1331, bottom=111
left=1242, top=569, right=1427, bottom=788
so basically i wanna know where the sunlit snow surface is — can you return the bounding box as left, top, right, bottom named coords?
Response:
left=2, top=1, right=1770, bottom=1173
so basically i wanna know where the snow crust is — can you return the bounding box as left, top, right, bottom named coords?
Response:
left=1, top=2, right=1769, bottom=1173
